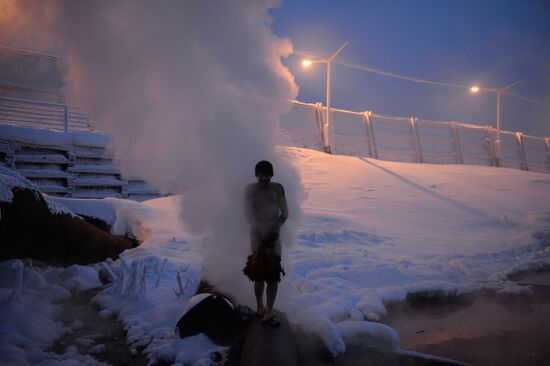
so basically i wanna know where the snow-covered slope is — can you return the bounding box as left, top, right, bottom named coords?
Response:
left=1, top=146, right=549, bottom=364
left=289, top=146, right=550, bottom=277
left=283, top=147, right=550, bottom=354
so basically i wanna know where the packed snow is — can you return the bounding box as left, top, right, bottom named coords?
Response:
left=0, top=124, right=111, bottom=149
left=0, top=165, right=37, bottom=203
left=1, top=146, right=550, bottom=364
left=0, top=166, right=75, bottom=217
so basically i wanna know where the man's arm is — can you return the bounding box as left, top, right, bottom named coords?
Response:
left=245, top=185, right=255, bottom=225
left=277, top=185, right=288, bottom=227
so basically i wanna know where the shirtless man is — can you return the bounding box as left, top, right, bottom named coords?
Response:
left=243, top=160, right=288, bottom=326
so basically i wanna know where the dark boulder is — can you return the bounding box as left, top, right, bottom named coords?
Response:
left=239, top=311, right=300, bottom=366
left=0, top=188, right=137, bottom=265
left=176, top=293, right=248, bottom=347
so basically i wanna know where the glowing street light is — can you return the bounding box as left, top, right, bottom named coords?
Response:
left=302, top=59, right=313, bottom=67
left=470, top=80, right=521, bottom=167
left=301, top=41, right=348, bottom=154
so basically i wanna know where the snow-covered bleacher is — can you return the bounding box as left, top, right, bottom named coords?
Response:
left=0, top=124, right=159, bottom=200
left=280, top=101, right=550, bottom=173
left=0, top=96, right=95, bottom=133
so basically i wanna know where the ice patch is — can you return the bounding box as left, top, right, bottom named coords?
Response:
left=62, top=265, right=102, bottom=291
left=74, top=337, right=95, bottom=348
left=289, top=310, right=346, bottom=356
left=98, top=309, right=112, bottom=319
left=336, top=320, right=400, bottom=351
left=89, top=344, right=106, bottom=354
left=150, top=333, right=228, bottom=365
left=495, top=281, right=534, bottom=295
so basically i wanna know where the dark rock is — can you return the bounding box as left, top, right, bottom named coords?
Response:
left=79, top=214, right=112, bottom=234
left=176, top=294, right=248, bottom=347
left=177, top=281, right=302, bottom=366
left=210, top=351, right=224, bottom=362
left=79, top=214, right=140, bottom=248
left=0, top=188, right=136, bottom=265
left=239, top=311, right=300, bottom=366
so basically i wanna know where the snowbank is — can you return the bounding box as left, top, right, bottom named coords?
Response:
left=49, top=196, right=147, bottom=239
left=1, top=146, right=549, bottom=363
left=92, top=148, right=550, bottom=359
left=0, top=166, right=37, bottom=203
left=0, top=124, right=110, bottom=148
left=0, top=259, right=107, bottom=365
left=0, top=166, right=74, bottom=216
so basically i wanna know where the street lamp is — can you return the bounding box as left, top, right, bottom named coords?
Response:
left=301, top=41, right=348, bottom=154
left=470, top=80, right=521, bottom=167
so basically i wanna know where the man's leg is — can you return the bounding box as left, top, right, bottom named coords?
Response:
left=263, top=282, right=278, bottom=320
left=254, top=281, right=265, bottom=315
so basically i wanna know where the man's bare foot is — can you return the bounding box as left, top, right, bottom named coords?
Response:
left=261, top=312, right=281, bottom=328
left=256, top=307, right=265, bottom=318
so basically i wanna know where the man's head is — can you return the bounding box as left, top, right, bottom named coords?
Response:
left=255, top=160, right=273, bottom=184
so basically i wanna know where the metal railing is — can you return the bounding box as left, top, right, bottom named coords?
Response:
left=281, top=101, right=550, bottom=173
left=0, top=84, right=65, bottom=104
left=0, top=96, right=97, bottom=133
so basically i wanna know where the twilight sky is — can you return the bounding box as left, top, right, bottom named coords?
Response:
left=270, top=0, right=550, bottom=137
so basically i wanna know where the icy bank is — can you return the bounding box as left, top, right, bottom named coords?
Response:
left=90, top=147, right=550, bottom=359
left=281, top=147, right=550, bottom=354
left=1, top=146, right=549, bottom=363
left=0, top=166, right=73, bottom=215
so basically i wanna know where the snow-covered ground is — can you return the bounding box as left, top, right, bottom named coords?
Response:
left=1, top=146, right=550, bottom=364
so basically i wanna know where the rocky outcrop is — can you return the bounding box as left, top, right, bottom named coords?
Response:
left=0, top=187, right=137, bottom=265
left=175, top=282, right=301, bottom=366
left=239, top=311, right=300, bottom=366
left=176, top=293, right=247, bottom=347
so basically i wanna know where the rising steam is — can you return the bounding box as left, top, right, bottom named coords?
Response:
left=1, top=0, right=303, bottom=303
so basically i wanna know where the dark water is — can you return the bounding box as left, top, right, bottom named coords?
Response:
left=386, top=271, right=550, bottom=366
left=45, top=272, right=550, bottom=365
left=49, top=289, right=149, bottom=366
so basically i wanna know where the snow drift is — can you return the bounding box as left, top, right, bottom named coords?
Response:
left=2, top=146, right=549, bottom=364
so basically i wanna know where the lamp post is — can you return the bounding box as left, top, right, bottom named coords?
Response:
left=302, top=42, right=348, bottom=154
left=470, top=80, right=521, bottom=167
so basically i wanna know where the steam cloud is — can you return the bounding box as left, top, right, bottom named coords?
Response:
left=1, top=0, right=303, bottom=303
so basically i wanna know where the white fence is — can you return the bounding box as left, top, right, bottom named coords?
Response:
left=1, top=96, right=548, bottom=175
left=280, top=101, right=550, bottom=173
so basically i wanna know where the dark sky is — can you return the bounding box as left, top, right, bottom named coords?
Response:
left=271, top=0, right=550, bottom=137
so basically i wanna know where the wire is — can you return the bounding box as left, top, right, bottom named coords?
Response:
left=293, top=50, right=326, bottom=60
left=501, top=91, right=544, bottom=105
left=335, top=57, right=469, bottom=90
left=294, top=50, right=546, bottom=105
